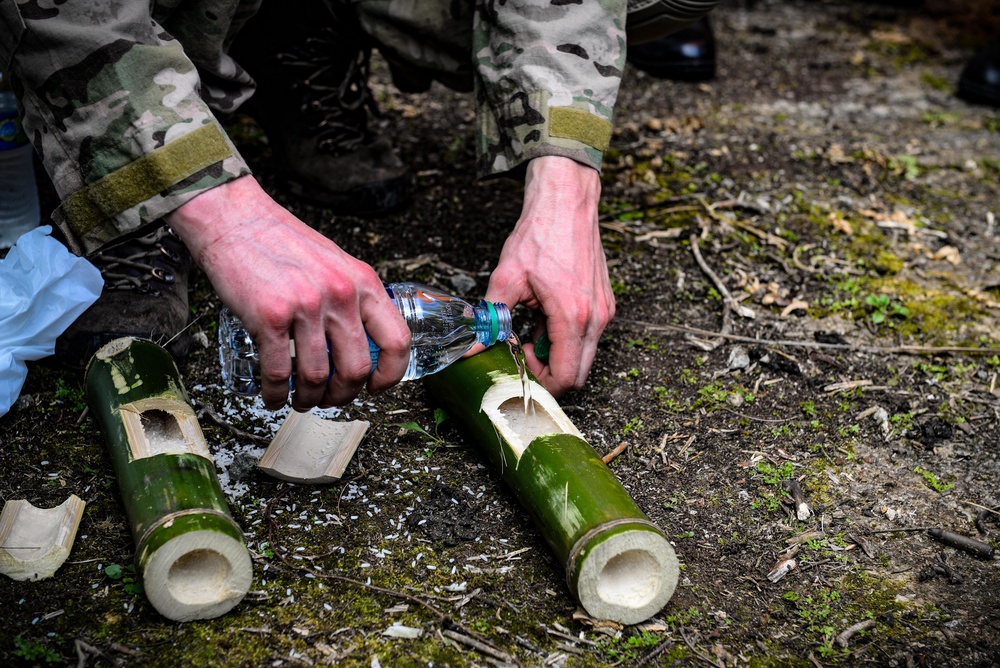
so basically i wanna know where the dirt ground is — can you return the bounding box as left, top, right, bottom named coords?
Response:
left=2, top=0, right=1000, bottom=666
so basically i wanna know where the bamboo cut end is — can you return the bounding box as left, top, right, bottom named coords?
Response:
left=93, top=336, right=137, bottom=360
left=142, top=529, right=252, bottom=622
left=0, top=495, right=86, bottom=581
left=574, top=527, right=679, bottom=625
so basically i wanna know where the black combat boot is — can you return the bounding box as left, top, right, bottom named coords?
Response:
left=232, top=4, right=411, bottom=215
left=627, top=16, right=717, bottom=82
left=55, top=226, right=192, bottom=368
left=958, top=41, right=1000, bottom=109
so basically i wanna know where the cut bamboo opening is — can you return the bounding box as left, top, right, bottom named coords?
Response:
left=423, top=346, right=679, bottom=624
left=85, top=337, right=252, bottom=622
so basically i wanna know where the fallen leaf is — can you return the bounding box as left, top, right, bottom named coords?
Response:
left=828, top=211, right=853, bottom=235
left=931, top=245, right=961, bottom=265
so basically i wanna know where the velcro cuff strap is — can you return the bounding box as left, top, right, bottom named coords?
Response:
left=549, top=107, right=612, bottom=152
left=61, top=123, right=233, bottom=236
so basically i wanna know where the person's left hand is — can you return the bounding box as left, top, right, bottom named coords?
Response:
left=485, top=155, right=615, bottom=396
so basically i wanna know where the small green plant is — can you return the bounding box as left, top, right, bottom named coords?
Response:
left=14, top=637, right=61, bottom=663
left=864, top=293, right=910, bottom=325
left=53, top=377, right=87, bottom=413
left=756, top=460, right=795, bottom=485
left=622, top=417, right=643, bottom=436
left=890, top=411, right=914, bottom=433
left=626, top=337, right=659, bottom=351
left=800, top=400, right=817, bottom=418
left=652, top=386, right=683, bottom=411
left=914, top=466, right=954, bottom=493
left=694, top=381, right=728, bottom=408
left=602, top=630, right=662, bottom=662
left=394, top=408, right=451, bottom=457
left=751, top=492, right=783, bottom=512
left=664, top=606, right=702, bottom=627
left=888, top=154, right=920, bottom=180
left=104, top=563, right=144, bottom=595
left=837, top=423, right=861, bottom=437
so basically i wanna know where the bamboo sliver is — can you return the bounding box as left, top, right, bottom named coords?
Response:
left=0, top=495, right=85, bottom=581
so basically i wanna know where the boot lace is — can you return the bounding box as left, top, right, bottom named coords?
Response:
left=276, top=27, right=378, bottom=156
left=92, top=227, right=186, bottom=295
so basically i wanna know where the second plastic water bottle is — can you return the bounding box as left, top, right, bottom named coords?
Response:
left=219, top=282, right=512, bottom=395
left=0, top=71, right=40, bottom=250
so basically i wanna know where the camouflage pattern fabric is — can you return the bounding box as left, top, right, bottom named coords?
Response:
left=0, top=0, right=716, bottom=255
left=353, top=0, right=626, bottom=176
left=0, top=1, right=259, bottom=255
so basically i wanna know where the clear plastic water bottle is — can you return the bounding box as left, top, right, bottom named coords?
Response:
left=0, top=71, right=40, bottom=250
left=219, top=282, right=513, bottom=395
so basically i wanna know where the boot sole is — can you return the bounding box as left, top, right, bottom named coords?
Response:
left=958, top=81, right=1000, bottom=109
left=628, top=58, right=716, bottom=82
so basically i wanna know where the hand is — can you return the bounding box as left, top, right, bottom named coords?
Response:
left=485, top=156, right=615, bottom=396
left=166, top=176, right=411, bottom=410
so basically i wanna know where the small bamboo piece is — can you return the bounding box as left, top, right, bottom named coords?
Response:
left=423, top=346, right=679, bottom=624
left=258, top=411, right=369, bottom=483
left=0, top=495, right=85, bottom=581
left=85, top=337, right=252, bottom=622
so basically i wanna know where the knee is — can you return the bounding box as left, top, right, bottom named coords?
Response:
left=627, top=0, right=722, bottom=45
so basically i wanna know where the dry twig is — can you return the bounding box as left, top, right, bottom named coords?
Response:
left=602, top=442, right=629, bottom=464
left=835, top=619, right=876, bottom=648
left=615, top=318, right=1000, bottom=357
left=689, top=232, right=756, bottom=321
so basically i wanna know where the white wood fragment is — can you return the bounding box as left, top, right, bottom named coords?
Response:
left=382, top=623, right=423, bottom=639
left=0, top=495, right=85, bottom=581
left=767, top=556, right=797, bottom=582
left=258, top=410, right=369, bottom=483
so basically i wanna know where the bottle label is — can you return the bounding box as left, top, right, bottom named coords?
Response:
left=0, top=110, right=29, bottom=151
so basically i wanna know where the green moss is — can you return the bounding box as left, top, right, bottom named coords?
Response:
left=895, top=292, right=990, bottom=345
left=873, top=249, right=905, bottom=275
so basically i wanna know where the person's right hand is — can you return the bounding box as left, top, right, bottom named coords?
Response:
left=166, top=175, right=411, bottom=411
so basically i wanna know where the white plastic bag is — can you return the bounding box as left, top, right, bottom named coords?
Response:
left=0, top=226, right=103, bottom=417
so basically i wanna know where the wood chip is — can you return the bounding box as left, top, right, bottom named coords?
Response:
left=823, top=379, right=872, bottom=393
left=383, top=623, right=423, bottom=639
left=258, top=411, right=369, bottom=484
left=767, top=556, right=797, bottom=582
left=0, top=495, right=85, bottom=581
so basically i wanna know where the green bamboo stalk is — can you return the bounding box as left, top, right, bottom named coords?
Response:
left=85, top=337, right=252, bottom=622
left=423, top=345, right=678, bottom=624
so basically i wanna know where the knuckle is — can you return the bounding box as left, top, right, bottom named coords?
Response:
left=296, top=365, right=330, bottom=389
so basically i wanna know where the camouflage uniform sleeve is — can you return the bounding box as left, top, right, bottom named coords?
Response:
left=473, top=0, right=626, bottom=178
left=0, top=0, right=253, bottom=256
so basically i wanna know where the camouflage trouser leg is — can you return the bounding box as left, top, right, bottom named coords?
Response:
left=328, top=0, right=722, bottom=92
